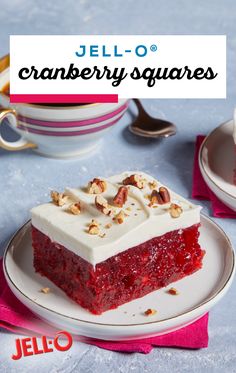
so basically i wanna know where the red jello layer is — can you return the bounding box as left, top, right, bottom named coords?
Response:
left=32, top=224, right=205, bottom=314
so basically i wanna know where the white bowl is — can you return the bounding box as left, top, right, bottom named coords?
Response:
left=199, top=119, right=236, bottom=211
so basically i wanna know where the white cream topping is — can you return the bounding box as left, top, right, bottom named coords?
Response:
left=31, top=171, right=201, bottom=266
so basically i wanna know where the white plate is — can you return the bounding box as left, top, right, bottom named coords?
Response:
left=199, top=120, right=236, bottom=211
left=3, top=217, right=235, bottom=341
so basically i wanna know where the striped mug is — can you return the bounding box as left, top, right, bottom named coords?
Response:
left=0, top=59, right=129, bottom=158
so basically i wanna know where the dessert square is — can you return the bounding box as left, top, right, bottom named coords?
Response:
left=31, top=172, right=204, bottom=314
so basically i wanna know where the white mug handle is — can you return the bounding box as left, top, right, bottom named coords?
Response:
left=0, top=108, right=37, bottom=151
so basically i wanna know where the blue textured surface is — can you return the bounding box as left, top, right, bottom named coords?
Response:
left=0, top=0, right=236, bottom=371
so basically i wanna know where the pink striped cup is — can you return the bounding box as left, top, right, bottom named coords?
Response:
left=0, top=66, right=129, bottom=158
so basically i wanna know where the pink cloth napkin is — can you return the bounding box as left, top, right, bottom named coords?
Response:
left=0, top=259, right=208, bottom=354
left=192, top=135, right=236, bottom=218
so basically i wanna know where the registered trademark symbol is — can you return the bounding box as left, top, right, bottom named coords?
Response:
left=150, top=44, right=157, bottom=52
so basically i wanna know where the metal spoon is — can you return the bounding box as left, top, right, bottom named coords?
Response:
left=129, top=99, right=177, bottom=138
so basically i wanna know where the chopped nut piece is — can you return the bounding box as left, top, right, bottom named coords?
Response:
left=113, top=186, right=128, bottom=207
left=149, top=187, right=171, bottom=206
left=169, top=203, right=183, bottom=218
left=41, top=287, right=50, bottom=294
left=68, top=202, right=81, bottom=215
left=88, top=226, right=100, bottom=235
left=148, top=180, right=158, bottom=190
left=159, top=187, right=171, bottom=203
left=95, top=196, right=112, bottom=215
left=105, top=223, right=112, bottom=229
left=115, top=210, right=125, bottom=224
left=126, top=207, right=132, bottom=211
left=123, top=174, right=146, bottom=189
left=149, top=190, right=164, bottom=206
left=51, top=191, right=68, bottom=206
left=144, top=308, right=157, bottom=316
left=99, top=232, right=106, bottom=238
left=88, top=220, right=100, bottom=235
left=88, top=178, right=107, bottom=194
left=168, top=287, right=179, bottom=295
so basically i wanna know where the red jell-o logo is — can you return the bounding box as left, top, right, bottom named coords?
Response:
left=11, top=331, right=73, bottom=360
